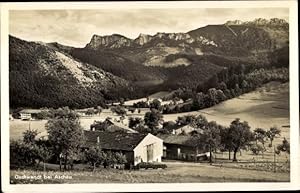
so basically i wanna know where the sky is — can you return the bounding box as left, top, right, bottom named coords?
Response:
left=9, top=8, right=289, bottom=47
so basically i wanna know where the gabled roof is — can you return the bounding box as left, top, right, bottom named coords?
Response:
left=84, top=130, right=147, bottom=151
left=157, top=134, right=198, bottom=147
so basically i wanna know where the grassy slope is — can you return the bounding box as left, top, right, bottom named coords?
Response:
left=163, top=81, right=289, bottom=131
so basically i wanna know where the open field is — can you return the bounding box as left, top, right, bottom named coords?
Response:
left=10, top=161, right=289, bottom=184
left=164, top=81, right=290, bottom=139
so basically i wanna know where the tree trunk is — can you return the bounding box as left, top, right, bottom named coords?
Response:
left=233, top=148, right=238, bottom=162
left=93, top=163, right=96, bottom=172
left=209, top=145, right=212, bottom=163
left=195, top=147, right=198, bottom=162
left=64, top=154, right=67, bottom=171
left=59, top=157, right=62, bottom=171
left=228, top=150, right=231, bottom=160
left=43, top=160, right=46, bottom=172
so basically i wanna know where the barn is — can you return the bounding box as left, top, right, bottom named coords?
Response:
left=84, top=131, right=163, bottom=167
left=157, top=134, right=209, bottom=162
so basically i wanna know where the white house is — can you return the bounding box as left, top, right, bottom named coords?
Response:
left=18, top=109, right=42, bottom=120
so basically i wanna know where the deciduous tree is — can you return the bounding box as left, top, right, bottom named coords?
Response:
left=266, top=127, right=281, bottom=147
left=228, top=118, right=254, bottom=161
left=46, top=107, right=84, bottom=171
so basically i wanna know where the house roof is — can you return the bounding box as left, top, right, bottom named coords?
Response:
left=84, top=130, right=147, bottom=151
left=106, top=119, right=138, bottom=133
left=157, top=134, right=198, bottom=147
left=19, top=109, right=43, bottom=114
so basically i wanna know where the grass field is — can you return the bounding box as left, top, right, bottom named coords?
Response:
left=10, top=161, right=289, bottom=184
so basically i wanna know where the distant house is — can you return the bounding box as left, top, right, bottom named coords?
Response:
left=157, top=134, right=209, bottom=162
left=165, top=124, right=203, bottom=135
left=90, top=118, right=138, bottom=133
left=84, top=131, right=163, bottom=167
left=18, top=109, right=42, bottom=120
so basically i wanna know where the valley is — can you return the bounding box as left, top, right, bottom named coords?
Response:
left=10, top=81, right=289, bottom=141
left=8, top=14, right=292, bottom=184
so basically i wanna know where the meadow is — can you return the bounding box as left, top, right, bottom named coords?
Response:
left=10, top=161, right=289, bottom=184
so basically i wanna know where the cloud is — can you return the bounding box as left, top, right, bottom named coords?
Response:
left=9, top=8, right=289, bottom=47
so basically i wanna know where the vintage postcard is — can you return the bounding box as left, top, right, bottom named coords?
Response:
left=1, top=1, right=299, bottom=192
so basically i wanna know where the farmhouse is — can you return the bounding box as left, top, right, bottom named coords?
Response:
left=157, top=134, right=209, bottom=161
left=18, top=109, right=42, bottom=120
left=90, top=118, right=138, bottom=133
left=84, top=131, right=163, bottom=167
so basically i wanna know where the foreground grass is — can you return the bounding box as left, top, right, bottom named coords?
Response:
left=10, top=162, right=289, bottom=184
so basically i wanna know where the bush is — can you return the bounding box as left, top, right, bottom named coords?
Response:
left=10, top=140, right=39, bottom=167
left=134, top=162, right=167, bottom=170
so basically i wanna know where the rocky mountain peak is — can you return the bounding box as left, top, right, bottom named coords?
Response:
left=86, top=34, right=132, bottom=49
left=134, top=33, right=152, bottom=45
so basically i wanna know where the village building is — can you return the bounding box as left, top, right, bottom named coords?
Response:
left=157, top=134, right=209, bottom=162
left=18, top=109, right=42, bottom=120
left=90, top=118, right=138, bottom=133
left=84, top=130, right=163, bottom=167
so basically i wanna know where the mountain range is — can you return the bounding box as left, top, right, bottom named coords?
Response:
left=9, top=18, right=289, bottom=108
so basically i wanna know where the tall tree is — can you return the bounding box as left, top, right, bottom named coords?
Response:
left=46, top=107, right=84, bottom=171
left=220, top=127, right=234, bottom=160
left=276, top=138, right=290, bottom=162
left=228, top=118, right=254, bottom=161
left=254, top=128, right=267, bottom=150
left=266, top=127, right=281, bottom=147
left=198, top=121, right=221, bottom=163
